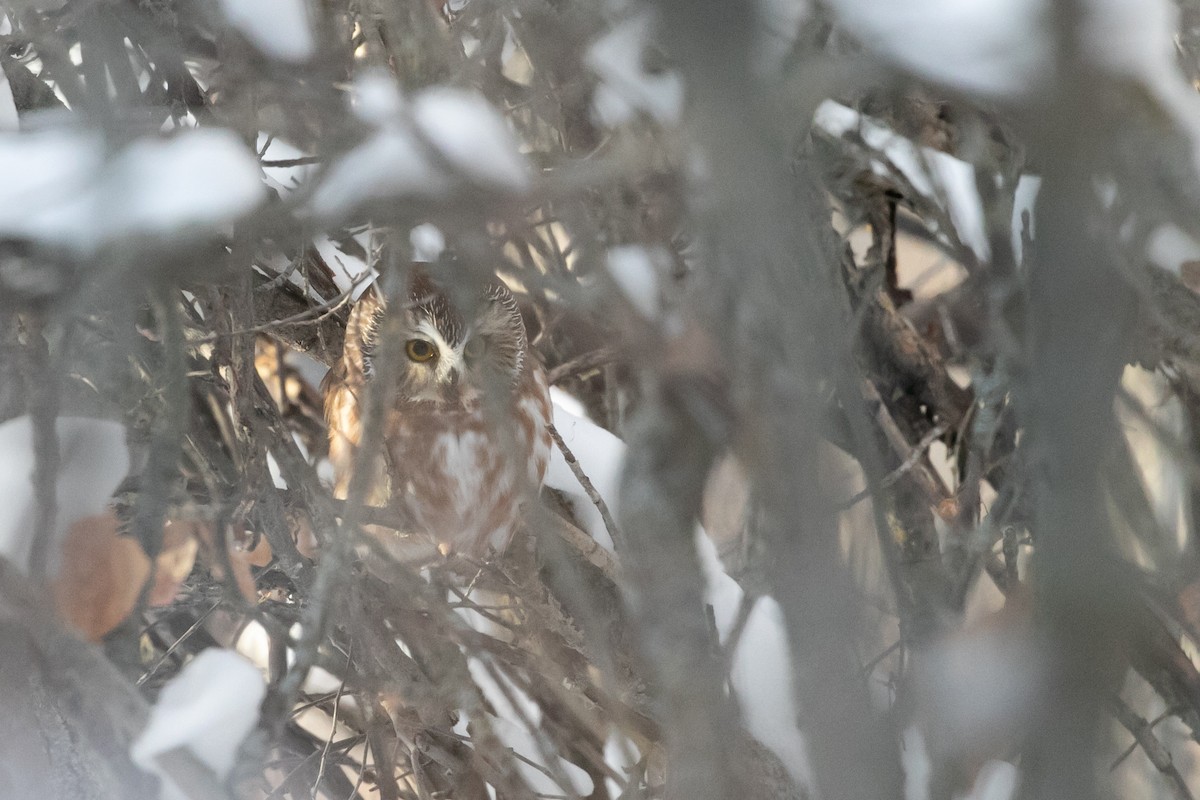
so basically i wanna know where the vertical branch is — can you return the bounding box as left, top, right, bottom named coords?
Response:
left=650, top=1, right=904, bottom=798
left=25, top=313, right=59, bottom=578
left=618, top=379, right=737, bottom=800
left=1018, top=8, right=1137, bottom=793
left=132, top=289, right=188, bottom=593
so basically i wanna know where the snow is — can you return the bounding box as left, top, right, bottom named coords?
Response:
left=0, top=128, right=265, bottom=253
left=697, top=527, right=811, bottom=786
left=0, top=67, right=18, bottom=131
left=901, top=727, right=932, bottom=800
left=309, top=126, right=449, bottom=216
left=100, top=130, right=266, bottom=241
left=0, top=129, right=104, bottom=241
left=352, top=71, right=405, bottom=125
left=258, top=134, right=315, bottom=196
left=313, top=81, right=530, bottom=217
left=412, top=87, right=531, bottom=191
left=825, top=0, right=1049, bottom=97
left=1147, top=224, right=1200, bottom=274
left=410, top=222, right=446, bottom=262
left=606, top=245, right=663, bottom=318
left=218, top=0, right=315, bottom=62
left=546, top=394, right=624, bottom=552
left=266, top=452, right=288, bottom=490
left=814, top=100, right=990, bottom=261
left=756, top=0, right=812, bottom=76
left=546, top=390, right=809, bottom=785
left=312, top=234, right=375, bottom=298
left=916, top=626, right=1042, bottom=757
left=0, top=415, right=129, bottom=575
left=826, top=0, right=1195, bottom=119
left=587, top=14, right=684, bottom=126
left=965, top=760, right=1018, bottom=800
left=1011, top=174, right=1040, bottom=265
left=465, top=656, right=594, bottom=796
left=131, top=648, right=266, bottom=799
left=1085, top=0, right=1177, bottom=82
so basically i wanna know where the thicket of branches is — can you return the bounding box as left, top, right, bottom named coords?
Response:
left=8, top=1, right=1200, bottom=800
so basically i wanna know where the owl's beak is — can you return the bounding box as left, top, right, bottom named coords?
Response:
left=443, top=365, right=479, bottom=406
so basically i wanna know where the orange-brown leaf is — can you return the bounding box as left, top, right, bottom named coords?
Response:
left=146, top=519, right=201, bottom=607
left=52, top=511, right=150, bottom=641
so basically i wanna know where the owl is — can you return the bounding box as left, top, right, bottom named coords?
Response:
left=323, top=270, right=553, bottom=558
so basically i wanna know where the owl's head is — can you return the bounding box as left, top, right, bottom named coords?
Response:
left=352, top=271, right=528, bottom=407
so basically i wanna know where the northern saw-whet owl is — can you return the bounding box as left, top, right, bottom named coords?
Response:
left=323, top=271, right=553, bottom=558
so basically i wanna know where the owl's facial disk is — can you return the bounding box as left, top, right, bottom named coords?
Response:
left=398, top=306, right=521, bottom=407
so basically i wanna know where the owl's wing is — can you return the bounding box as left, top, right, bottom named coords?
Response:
left=322, top=290, right=390, bottom=504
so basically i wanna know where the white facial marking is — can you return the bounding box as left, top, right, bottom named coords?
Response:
left=412, top=319, right=464, bottom=384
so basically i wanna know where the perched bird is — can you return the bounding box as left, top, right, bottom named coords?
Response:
left=323, top=270, right=553, bottom=558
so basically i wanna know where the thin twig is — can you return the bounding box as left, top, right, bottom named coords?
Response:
left=313, top=643, right=354, bottom=799
left=1109, top=697, right=1196, bottom=800
left=547, top=422, right=625, bottom=553
left=547, top=348, right=616, bottom=385
left=262, top=155, right=325, bottom=167
left=137, top=600, right=223, bottom=687
left=25, top=314, right=59, bottom=577
left=836, top=420, right=950, bottom=511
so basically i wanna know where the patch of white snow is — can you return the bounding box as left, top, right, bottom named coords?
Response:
left=131, top=648, right=266, bottom=799
left=587, top=14, right=684, bottom=126
left=0, top=416, right=129, bottom=575
left=217, top=0, right=315, bottom=62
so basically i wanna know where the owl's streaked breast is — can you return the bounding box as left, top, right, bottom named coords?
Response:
left=385, top=364, right=552, bottom=555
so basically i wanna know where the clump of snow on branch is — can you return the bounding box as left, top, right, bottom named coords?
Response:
left=1147, top=224, right=1200, bottom=275
left=824, top=0, right=1049, bottom=97
left=311, top=79, right=530, bottom=218
left=901, top=726, right=932, bottom=800
left=606, top=245, right=665, bottom=319
left=131, top=648, right=266, bottom=799
left=915, top=625, right=1043, bottom=767
left=825, top=0, right=1198, bottom=120
left=351, top=71, right=407, bottom=124
left=312, top=234, right=375, bottom=297
left=412, top=88, right=532, bottom=190
left=815, top=100, right=991, bottom=261
left=965, top=760, right=1019, bottom=800
left=258, top=134, right=315, bottom=196
left=217, top=0, right=315, bottom=62
left=0, top=67, right=17, bottom=131
left=755, top=0, right=812, bottom=75
left=587, top=14, right=684, bottom=127
left=0, top=128, right=264, bottom=253
left=410, top=223, right=446, bottom=262
left=311, top=128, right=447, bottom=216
left=0, top=416, right=129, bottom=575
left=101, top=131, right=266, bottom=242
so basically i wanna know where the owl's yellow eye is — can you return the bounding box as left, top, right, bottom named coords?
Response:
left=405, top=339, right=437, bottom=362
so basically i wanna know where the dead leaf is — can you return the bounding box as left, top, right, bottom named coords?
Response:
left=231, top=523, right=273, bottom=568
left=195, top=521, right=258, bottom=603
left=53, top=510, right=149, bottom=641
left=147, top=519, right=201, bottom=607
